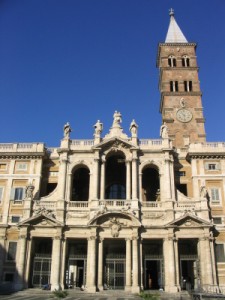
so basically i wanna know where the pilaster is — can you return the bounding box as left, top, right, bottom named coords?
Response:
left=51, top=234, right=62, bottom=290
left=125, top=238, right=132, bottom=291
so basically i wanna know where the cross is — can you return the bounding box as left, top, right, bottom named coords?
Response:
left=169, top=8, right=174, bottom=16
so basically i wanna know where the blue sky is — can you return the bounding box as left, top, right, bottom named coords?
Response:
left=0, top=0, right=225, bottom=146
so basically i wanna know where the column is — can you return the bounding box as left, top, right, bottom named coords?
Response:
left=51, top=236, right=62, bottom=290
left=198, top=238, right=213, bottom=286
left=138, top=172, right=142, bottom=201
left=125, top=238, right=131, bottom=291
left=163, top=238, right=177, bottom=292
left=132, top=237, right=140, bottom=293
left=60, top=238, right=67, bottom=289
left=15, top=233, right=27, bottom=290
left=66, top=172, right=72, bottom=201
left=164, top=156, right=172, bottom=200
left=209, top=237, right=218, bottom=287
left=97, top=238, right=104, bottom=290
left=59, top=156, right=68, bottom=200
left=126, top=160, right=131, bottom=200
left=140, top=238, right=143, bottom=290
left=174, top=238, right=180, bottom=291
left=132, top=158, right=138, bottom=200
left=94, top=159, right=100, bottom=200
left=86, top=236, right=97, bottom=292
left=100, top=159, right=105, bottom=200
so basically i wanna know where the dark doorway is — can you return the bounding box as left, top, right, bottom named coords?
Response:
left=145, top=260, right=161, bottom=289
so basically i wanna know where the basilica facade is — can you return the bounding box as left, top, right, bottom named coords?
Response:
left=0, top=11, right=225, bottom=294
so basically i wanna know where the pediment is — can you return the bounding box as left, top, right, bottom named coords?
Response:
left=166, top=212, right=211, bottom=228
left=18, top=209, right=63, bottom=227
left=92, top=137, right=138, bottom=152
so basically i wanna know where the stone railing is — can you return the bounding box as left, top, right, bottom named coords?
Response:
left=142, top=202, right=162, bottom=208
left=189, top=142, right=225, bottom=153
left=70, top=139, right=94, bottom=150
left=104, top=200, right=126, bottom=207
left=34, top=200, right=56, bottom=210
left=0, top=143, right=45, bottom=152
left=68, top=201, right=89, bottom=208
left=175, top=201, right=196, bottom=209
left=139, top=139, right=163, bottom=149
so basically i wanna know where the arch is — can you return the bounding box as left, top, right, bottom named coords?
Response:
left=71, top=165, right=90, bottom=201
left=105, top=153, right=126, bottom=200
left=142, top=164, right=160, bottom=202
left=88, top=211, right=141, bottom=227
left=168, top=55, right=177, bottom=67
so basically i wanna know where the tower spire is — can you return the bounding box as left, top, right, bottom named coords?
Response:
left=165, top=9, right=188, bottom=43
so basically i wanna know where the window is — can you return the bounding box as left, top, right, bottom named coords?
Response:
left=170, top=81, right=178, bottom=92
left=4, top=273, right=14, bottom=282
left=213, top=217, right=222, bottom=225
left=16, top=163, right=28, bottom=171
left=184, top=81, right=193, bottom=92
left=168, top=55, right=176, bottom=67
left=215, top=244, right=225, bottom=263
left=175, top=171, right=186, bottom=177
left=10, top=187, right=25, bottom=201
left=182, top=55, right=190, bottom=67
left=7, top=242, right=17, bottom=261
left=0, top=163, right=7, bottom=171
left=205, top=162, right=220, bottom=171
left=0, top=187, right=4, bottom=202
left=11, top=216, right=20, bottom=223
left=106, top=184, right=126, bottom=199
left=210, top=188, right=220, bottom=203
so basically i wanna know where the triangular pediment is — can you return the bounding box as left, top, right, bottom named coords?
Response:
left=18, top=209, right=63, bottom=227
left=166, top=212, right=211, bottom=228
left=92, top=137, right=138, bottom=152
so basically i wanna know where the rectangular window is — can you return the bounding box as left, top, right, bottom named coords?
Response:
left=11, top=216, right=20, bottom=223
left=16, top=163, right=27, bottom=171
left=175, top=171, right=186, bottom=177
left=7, top=242, right=17, bottom=261
left=0, top=163, right=7, bottom=171
left=209, top=164, right=216, bottom=170
left=10, top=187, right=25, bottom=201
left=215, top=244, right=225, bottom=263
left=211, top=188, right=220, bottom=202
left=205, top=162, right=221, bottom=171
left=213, top=217, right=222, bottom=225
left=170, top=81, right=178, bottom=92
left=184, top=81, right=193, bottom=92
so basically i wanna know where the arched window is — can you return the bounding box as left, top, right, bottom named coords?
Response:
left=72, top=167, right=89, bottom=201
left=105, top=154, right=126, bottom=200
left=182, top=55, right=190, bottom=67
left=168, top=55, right=176, bottom=67
left=142, top=166, right=160, bottom=201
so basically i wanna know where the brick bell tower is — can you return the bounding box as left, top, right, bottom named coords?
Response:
left=157, top=9, right=206, bottom=148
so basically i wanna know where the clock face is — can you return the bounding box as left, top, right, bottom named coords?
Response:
left=176, top=109, right=193, bottom=123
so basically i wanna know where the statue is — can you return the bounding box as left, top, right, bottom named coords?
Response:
left=129, top=119, right=138, bottom=136
left=200, top=185, right=208, bottom=198
left=110, top=217, right=121, bottom=238
left=63, top=122, right=72, bottom=139
left=25, top=184, right=34, bottom=199
left=113, top=111, right=122, bottom=127
left=160, top=122, right=168, bottom=139
left=93, top=120, right=103, bottom=136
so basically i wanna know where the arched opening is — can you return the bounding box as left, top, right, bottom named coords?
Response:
left=182, top=55, right=190, bottom=67
left=142, top=166, right=160, bottom=201
left=72, top=167, right=89, bottom=201
left=168, top=55, right=176, bottom=67
left=105, top=154, right=126, bottom=199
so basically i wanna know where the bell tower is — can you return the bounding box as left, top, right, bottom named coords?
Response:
left=157, top=9, right=206, bottom=148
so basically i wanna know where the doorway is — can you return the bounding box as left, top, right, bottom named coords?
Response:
left=145, top=260, right=163, bottom=290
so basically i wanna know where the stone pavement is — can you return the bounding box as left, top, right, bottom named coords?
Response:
left=0, top=288, right=192, bottom=300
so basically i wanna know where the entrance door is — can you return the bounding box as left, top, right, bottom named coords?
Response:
left=180, top=259, right=197, bottom=290
left=144, top=260, right=163, bottom=290
left=32, top=254, right=51, bottom=287
left=67, top=258, right=87, bottom=288
left=105, top=257, right=125, bottom=289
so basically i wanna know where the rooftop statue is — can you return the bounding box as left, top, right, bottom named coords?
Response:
left=63, top=122, right=72, bottom=139
left=113, top=111, right=122, bottom=127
